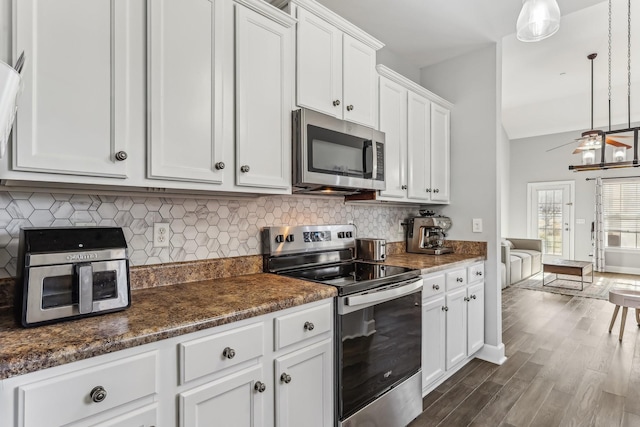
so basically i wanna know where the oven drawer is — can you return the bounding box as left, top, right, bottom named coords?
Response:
left=422, top=273, right=445, bottom=299
left=19, top=351, right=157, bottom=427
left=446, top=268, right=467, bottom=290
left=179, top=322, right=264, bottom=384
left=468, top=263, right=485, bottom=284
left=275, top=302, right=332, bottom=350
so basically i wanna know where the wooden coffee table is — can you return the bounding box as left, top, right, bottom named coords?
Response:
left=542, top=259, right=594, bottom=291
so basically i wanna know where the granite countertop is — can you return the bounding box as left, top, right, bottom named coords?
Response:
left=384, top=252, right=486, bottom=273
left=0, top=273, right=336, bottom=380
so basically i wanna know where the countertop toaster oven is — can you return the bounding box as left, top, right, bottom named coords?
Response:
left=15, top=227, right=130, bottom=327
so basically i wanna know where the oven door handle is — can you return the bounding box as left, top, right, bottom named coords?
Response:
left=345, top=278, right=422, bottom=308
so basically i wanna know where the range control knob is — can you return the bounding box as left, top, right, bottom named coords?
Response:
left=275, top=235, right=284, bottom=243
left=346, top=231, right=353, bottom=238
left=337, top=231, right=345, bottom=238
left=285, top=234, right=295, bottom=243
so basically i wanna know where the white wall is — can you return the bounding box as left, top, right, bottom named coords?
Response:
left=1, top=0, right=10, bottom=64
left=421, top=44, right=505, bottom=364
left=377, top=47, right=421, bottom=84
left=510, top=129, right=640, bottom=272
left=500, top=126, right=510, bottom=236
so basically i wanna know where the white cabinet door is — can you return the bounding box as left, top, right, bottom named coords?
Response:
left=422, top=296, right=446, bottom=390
left=445, top=287, right=467, bottom=370
left=342, top=34, right=377, bottom=127
left=430, top=103, right=450, bottom=203
left=235, top=4, right=292, bottom=190
left=147, top=0, right=229, bottom=184
left=406, top=92, right=431, bottom=202
left=467, top=283, right=485, bottom=355
left=296, top=7, right=342, bottom=118
left=14, top=0, right=134, bottom=178
left=180, top=365, right=265, bottom=427
left=378, top=76, right=407, bottom=199
left=274, top=339, right=333, bottom=427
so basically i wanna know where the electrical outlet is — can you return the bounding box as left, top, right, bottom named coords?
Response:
left=153, top=223, right=170, bottom=248
left=398, top=220, right=404, bottom=234
left=472, top=218, right=483, bottom=233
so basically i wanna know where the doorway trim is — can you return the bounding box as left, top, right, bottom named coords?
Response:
left=526, top=180, right=576, bottom=260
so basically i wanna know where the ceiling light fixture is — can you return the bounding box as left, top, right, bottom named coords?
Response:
left=516, top=0, right=561, bottom=42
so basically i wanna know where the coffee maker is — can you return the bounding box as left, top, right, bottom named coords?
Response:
left=406, top=215, right=453, bottom=255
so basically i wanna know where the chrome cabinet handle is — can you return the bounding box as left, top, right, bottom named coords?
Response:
left=456, top=277, right=463, bottom=283
left=346, top=105, right=354, bottom=111
left=115, top=151, right=128, bottom=161
left=215, top=162, right=225, bottom=170
left=281, top=373, right=292, bottom=384
left=90, top=386, right=107, bottom=403
left=333, top=100, right=341, bottom=106
left=240, top=165, right=250, bottom=173
left=254, top=381, right=266, bottom=393
left=401, top=185, right=408, bottom=190
left=432, top=284, right=440, bottom=291
left=304, top=321, right=315, bottom=331
left=223, top=347, right=236, bottom=359
left=441, top=306, right=448, bottom=312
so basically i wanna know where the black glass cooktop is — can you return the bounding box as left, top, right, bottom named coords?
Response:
left=281, top=261, right=420, bottom=296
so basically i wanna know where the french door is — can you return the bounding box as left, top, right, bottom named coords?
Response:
left=527, top=181, right=575, bottom=260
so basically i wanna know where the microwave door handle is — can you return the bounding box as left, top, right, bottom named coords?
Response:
left=345, top=278, right=422, bottom=309
left=77, top=264, right=94, bottom=314
left=366, top=140, right=376, bottom=179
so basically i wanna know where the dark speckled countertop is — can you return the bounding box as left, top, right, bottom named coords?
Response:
left=0, top=273, right=336, bottom=380
left=385, top=253, right=485, bottom=273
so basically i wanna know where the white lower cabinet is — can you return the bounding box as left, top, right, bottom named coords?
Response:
left=0, top=298, right=334, bottom=427
left=180, top=365, right=265, bottom=427
left=275, top=339, right=333, bottom=427
left=422, top=262, right=485, bottom=394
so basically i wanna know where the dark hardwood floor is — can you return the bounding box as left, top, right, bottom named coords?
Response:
left=410, top=282, right=640, bottom=427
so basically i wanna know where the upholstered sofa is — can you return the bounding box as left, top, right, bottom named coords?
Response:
left=501, top=238, right=543, bottom=288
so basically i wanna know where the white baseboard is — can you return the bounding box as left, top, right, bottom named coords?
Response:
left=475, top=343, right=507, bottom=365
left=605, top=266, right=640, bottom=275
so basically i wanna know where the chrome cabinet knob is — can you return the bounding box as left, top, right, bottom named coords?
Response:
left=254, top=381, right=266, bottom=393
left=281, top=373, right=292, bottom=384
left=471, top=295, right=477, bottom=299
left=304, top=321, right=315, bottom=331
left=433, top=189, right=440, bottom=193
left=432, top=284, right=440, bottom=291
left=90, top=386, right=107, bottom=403
left=223, top=347, right=236, bottom=359
left=346, top=105, right=354, bottom=111
left=240, top=165, right=250, bottom=173
left=456, top=277, right=463, bottom=283
left=401, top=185, right=408, bottom=190
left=333, top=100, right=341, bottom=106
left=115, top=151, right=128, bottom=161
left=215, top=162, right=225, bottom=170
left=464, top=297, right=470, bottom=302
left=476, top=271, right=483, bottom=276
left=426, top=188, right=432, bottom=193
left=441, top=306, right=448, bottom=312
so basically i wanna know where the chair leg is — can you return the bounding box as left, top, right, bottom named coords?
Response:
left=636, top=308, right=640, bottom=326
left=609, top=305, right=620, bottom=333
left=620, top=307, right=628, bottom=342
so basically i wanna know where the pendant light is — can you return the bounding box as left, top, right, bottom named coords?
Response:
left=516, top=0, right=561, bottom=42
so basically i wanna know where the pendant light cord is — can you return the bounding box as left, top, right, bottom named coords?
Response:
left=628, top=0, right=632, bottom=128
left=609, top=0, right=613, bottom=131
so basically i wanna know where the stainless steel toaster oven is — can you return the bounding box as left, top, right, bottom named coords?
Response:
left=15, top=227, right=131, bottom=327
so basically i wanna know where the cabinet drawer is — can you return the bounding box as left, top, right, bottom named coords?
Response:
left=275, top=302, right=332, bottom=350
left=446, top=269, right=467, bottom=291
left=180, top=322, right=264, bottom=384
left=20, top=351, right=157, bottom=427
left=468, top=263, right=485, bottom=284
left=422, top=274, right=445, bottom=300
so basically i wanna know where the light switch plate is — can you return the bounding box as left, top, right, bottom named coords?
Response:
left=472, top=218, right=483, bottom=233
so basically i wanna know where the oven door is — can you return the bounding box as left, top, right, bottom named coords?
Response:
left=337, top=278, right=423, bottom=420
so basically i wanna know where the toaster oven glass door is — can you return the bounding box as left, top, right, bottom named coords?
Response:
left=25, top=260, right=129, bottom=324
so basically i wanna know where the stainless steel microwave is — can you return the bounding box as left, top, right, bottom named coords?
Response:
left=292, top=108, right=385, bottom=195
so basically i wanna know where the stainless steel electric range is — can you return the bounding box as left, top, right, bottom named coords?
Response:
left=263, top=224, right=423, bottom=427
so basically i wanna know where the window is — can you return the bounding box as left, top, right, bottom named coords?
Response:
left=536, top=189, right=563, bottom=255
left=603, top=179, right=640, bottom=249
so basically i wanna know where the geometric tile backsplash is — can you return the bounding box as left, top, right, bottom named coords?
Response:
left=0, top=191, right=421, bottom=278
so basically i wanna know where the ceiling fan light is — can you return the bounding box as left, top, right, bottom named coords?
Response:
left=516, top=0, right=561, bottom=42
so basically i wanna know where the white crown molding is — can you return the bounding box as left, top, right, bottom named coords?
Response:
left=235, top=0, right=297, bottom=27
left=377, top=64, right=453, bottom=109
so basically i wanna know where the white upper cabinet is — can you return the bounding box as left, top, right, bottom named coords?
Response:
left=287, top=0, right=383, bottom=128
left=376, top=65, right=452, bottom=205
left=13, top=0, right=136, bottom=178
left=235, top=1, right=294, bottom=191
left=147, top=0, right=230, bottom=185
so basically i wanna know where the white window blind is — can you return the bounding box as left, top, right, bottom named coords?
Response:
left=602, top=179, right=640, bottom=249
